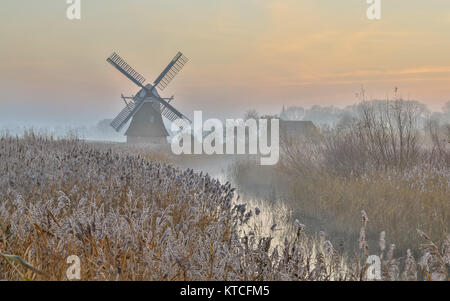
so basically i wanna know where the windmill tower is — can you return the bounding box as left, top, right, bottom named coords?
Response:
left=107, top=52, right=191, bottom=144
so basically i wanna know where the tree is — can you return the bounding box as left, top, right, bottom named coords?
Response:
left=443, top=101, right=450, bottom=114
left=244, top=109, right=259, bottom=120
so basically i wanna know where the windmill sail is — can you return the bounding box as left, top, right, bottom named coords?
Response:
left=107, top=53, right=146, bottom=88
left=110, top=98, right=145, bottom=131
left=153, top=97, right=191, bottom=129
left=153, top=52, right=188, bottom=91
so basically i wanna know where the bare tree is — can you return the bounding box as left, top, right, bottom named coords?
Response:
left=244, top=109, right=259, bottom=120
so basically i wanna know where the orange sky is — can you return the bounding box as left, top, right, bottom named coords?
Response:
left=0, top=0, right=449, bottom=125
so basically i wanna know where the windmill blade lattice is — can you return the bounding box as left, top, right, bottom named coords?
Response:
left=153, top=52, right=188, bottom=91
left=153, top=98, right=191, bottom=129
left=107, top=53, right=146, bottom=88
left=110, top=98, right=145, bottom=131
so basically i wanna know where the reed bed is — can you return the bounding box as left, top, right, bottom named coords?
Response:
left=0, top=133, right=448, bottom=280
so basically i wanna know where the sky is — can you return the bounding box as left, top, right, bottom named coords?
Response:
left=1, top=0, right=450, bottom=126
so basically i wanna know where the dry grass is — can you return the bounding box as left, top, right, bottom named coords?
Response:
left=230, top=156, right=449, bottom=257
left=286, top=169, right=449, bottom=253
left=0, top=133, right=448, bottom=280
left=261, top=99, right=450, bottom=255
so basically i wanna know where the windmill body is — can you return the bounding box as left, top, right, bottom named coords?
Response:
left=125, top=102, right=169, bottom=144
left=107, top=52, right=191, bottom=145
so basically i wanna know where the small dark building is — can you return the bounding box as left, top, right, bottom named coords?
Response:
left=279, top=120, right=318, bottom=138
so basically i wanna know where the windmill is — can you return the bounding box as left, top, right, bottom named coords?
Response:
left=107, top=51, right=191, bottom=144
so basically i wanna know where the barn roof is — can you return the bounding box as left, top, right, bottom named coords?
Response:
left=279, top=120, right=317, bottom=135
